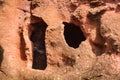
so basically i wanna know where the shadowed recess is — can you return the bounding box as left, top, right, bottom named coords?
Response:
left=63, top=22, right=86, bottom=48
left=0, top=45, right=4, bottom=67
left=0, top=0, right=4, bottom=6
left=19, top=27, right=27, bottom=61
left=30, top=16, right=48, bottom=70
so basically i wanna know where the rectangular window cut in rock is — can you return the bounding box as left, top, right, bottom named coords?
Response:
left=29, top=16, right=48, bottom=70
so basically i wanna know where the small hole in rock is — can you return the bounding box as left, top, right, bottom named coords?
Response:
left=0, top=0, right=4, bottom=6
left=30, top=16, right=48, bottom=70
left=63, top=22, right=86, bottom=48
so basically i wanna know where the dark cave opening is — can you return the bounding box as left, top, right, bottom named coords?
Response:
left=30, top=16, right=48, bottom=70
left=63, top=22, right=86, bottom=48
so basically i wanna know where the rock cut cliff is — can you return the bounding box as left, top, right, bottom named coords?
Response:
left=0, top=0, right=120, bottom=80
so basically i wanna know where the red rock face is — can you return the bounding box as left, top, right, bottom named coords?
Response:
left=0, top=0, right=120, bottom=80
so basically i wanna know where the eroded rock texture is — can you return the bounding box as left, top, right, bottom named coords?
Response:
left=0, top=0, right=120, bottom=80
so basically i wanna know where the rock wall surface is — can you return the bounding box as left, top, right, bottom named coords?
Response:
left=0, top=0, right=120, bottom=80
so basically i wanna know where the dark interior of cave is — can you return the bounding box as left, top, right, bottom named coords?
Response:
left=30, top=17, right=48, bottom=70
left=63, top=22, right=86, bottom=48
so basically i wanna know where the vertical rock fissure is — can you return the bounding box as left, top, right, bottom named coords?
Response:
left=30, top=16, right=48, bottom=70
left=0, top=46, right=7, bottom=76
left=19, top=27, right=27, bottom=61
left=63, top=22, right=86, bottom=48
left=0, top=45, right=4, bottom=67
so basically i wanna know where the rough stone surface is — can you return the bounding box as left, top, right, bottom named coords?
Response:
left=0, top=0, right=120, bottom=80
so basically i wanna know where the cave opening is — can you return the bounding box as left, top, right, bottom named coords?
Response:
left=30, top=16, right=48, bottom=70
left=63, top=22, right=86, bottom=48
